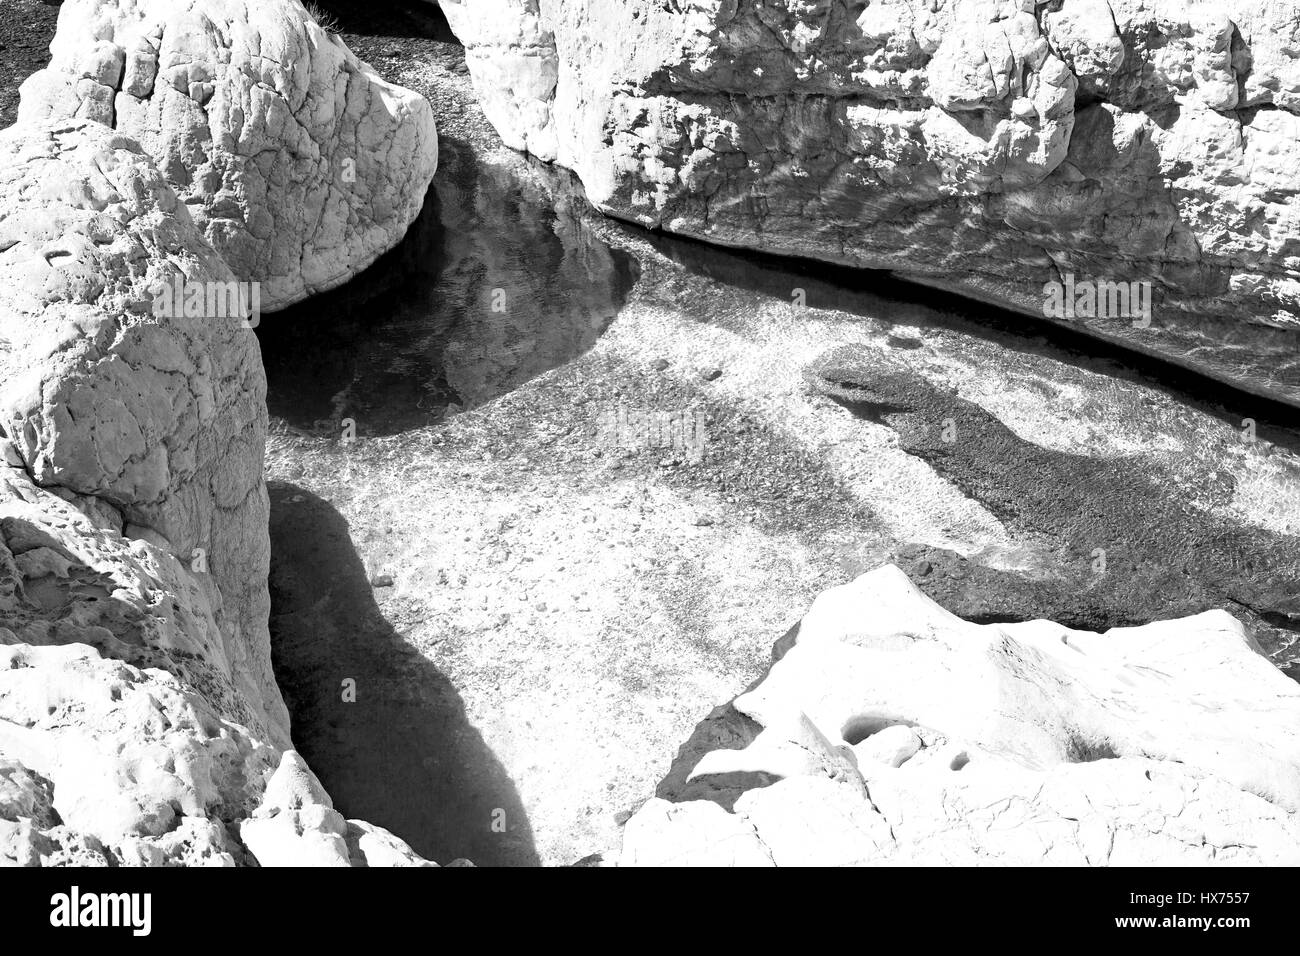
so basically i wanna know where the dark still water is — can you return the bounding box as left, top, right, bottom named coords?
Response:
left=257, top=138, right=640, bottom=437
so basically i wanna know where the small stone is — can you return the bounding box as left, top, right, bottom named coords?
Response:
left=693, top=515, right=715, bottom=527
left=652, top=358, right=670, bottom=371
left=370, top=573, right=394, bottom=588
left=914, top=559, right=932, bottom=577
left=702, top=367, right=723, bottom=381
left=614, top=809, right=633, bottom=826
left=886, top=334, right=924, bottom=350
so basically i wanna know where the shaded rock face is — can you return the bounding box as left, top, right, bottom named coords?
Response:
left=438, top=0, right=1300, bottom=406
left=621, top=565, right=1300, bottom=866
left=0, top=121, right=431, bottom=866
left=20, top=0, right=439, bottom=310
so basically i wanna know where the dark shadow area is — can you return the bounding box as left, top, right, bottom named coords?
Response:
left=653, top=623, right=799, bottom=808
left=267, top=481, right=540, bottom=866
left=305, top=0, right=457, bottom=41
left=258, top=135, right=639, bottom=436
left=805, top=344, right=1300, bottom=677
left=633, top=225, right=1300, bottom=451
left=0, top=0, right=61, bottom=129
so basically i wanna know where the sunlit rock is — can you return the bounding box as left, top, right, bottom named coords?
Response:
left=21, top=0, right=439, bottom=309
left=438, top=0, right=1300, bottom=406
left=620, top=565, right=1300, bottom=866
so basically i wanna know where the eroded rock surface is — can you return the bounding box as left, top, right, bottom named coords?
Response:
left=438, top=0, right=1300, bottom=406
left=620, top=565, right=1300, bottom=865
left=0, top=455, right=429, bottom=865
left=0, top=119, right=284, bottom=745
left=21, top=0, right=439, bottom=310
left=0, top=121, right=431, bottom=866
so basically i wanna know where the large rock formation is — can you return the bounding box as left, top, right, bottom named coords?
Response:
left=0, top=120, right=430, bottom=866
left=20, top=0, right=439, bottom=310
left=620, top=565, right=1300, bottom=865
left=437, top=0, right=1300, bottom=406
left=0, top=119, right=284, bottom=746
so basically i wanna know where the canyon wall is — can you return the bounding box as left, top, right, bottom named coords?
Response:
left=438, top=0, right=1300, bottom=406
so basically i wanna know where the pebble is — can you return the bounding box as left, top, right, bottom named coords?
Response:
left=702, top=367, right=723, bottom=381
left=652, top=358, right=670, bottom=371
left=370, top=573, right=394, bottom=588
left=914, top=559, right=933, bottom=577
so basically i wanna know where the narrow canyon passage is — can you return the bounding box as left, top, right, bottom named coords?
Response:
left=255, top=9, right=1300, bottom=865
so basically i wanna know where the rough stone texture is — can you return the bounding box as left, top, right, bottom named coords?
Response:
left=0, top=457, right=265, bottom=867
left=619, top=565, right=1300, bottom=865
left=20, top=0, right=439, bottom=310
left=241, top=752, right=434, bottom=866
left=0, top=119, right=285, bottom=747
left=438, top=0, right=1300, bottom=406
left=0, top=121, right=432, bottom=866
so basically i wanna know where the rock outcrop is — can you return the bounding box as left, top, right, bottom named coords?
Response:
left=619, top=565, right=1300, bottom=865
left=0, top=120, right=430, bottom=866
left=0, top=119, right=284, bottom=746
left=20, top=0, right=439, bottom=310
left=437, top=0, right=1300, bottom=406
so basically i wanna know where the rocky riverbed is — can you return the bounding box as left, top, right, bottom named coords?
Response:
left=254, top=1, right=1300, bottom=866
left=1, top=0, right=1297, bottom=870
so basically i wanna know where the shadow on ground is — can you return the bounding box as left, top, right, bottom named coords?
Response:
left=805, top=345, right=1300, bottom=677
left=307, top=0, right=457, bottom=41
left=266, top=481, right=539, bottom=866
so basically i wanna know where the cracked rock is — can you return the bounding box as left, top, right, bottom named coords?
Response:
left=20, top=0, right=439, bottom=310
left=0, top=118, right=286, bottom=747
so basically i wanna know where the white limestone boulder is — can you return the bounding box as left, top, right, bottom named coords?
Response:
left=0, top=119, right=285, bottom=745
left=20, top=0, right=439, bottom=310
left=620, top=565, right=1300, bottom=866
